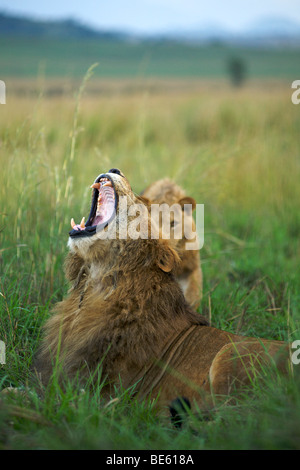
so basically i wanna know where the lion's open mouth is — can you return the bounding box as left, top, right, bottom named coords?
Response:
left=69, top=173, right=118, bottom=238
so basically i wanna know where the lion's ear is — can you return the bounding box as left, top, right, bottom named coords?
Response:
left=157, top=240, right=180, bottom=272
left=178, top=196, right=196, bottom=212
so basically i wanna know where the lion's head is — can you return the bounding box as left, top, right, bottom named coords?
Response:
left=67, top=168, right=184, bottom=274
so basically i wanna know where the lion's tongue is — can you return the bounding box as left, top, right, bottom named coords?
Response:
left=94, top=185, right=115, bottom=225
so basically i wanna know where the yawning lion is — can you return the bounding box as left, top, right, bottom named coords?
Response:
left=34, top=168, right=288, bottom=412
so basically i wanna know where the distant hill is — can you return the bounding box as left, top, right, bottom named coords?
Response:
left=0, top=12, right=127, bottom=40
left=1, top=11, right=300, bottom=46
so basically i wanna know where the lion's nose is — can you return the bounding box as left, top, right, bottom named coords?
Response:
left=108, top=168, right=121, bottom=175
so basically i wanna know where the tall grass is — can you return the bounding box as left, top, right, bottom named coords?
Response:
left=0, top=76, right=300, bottom=449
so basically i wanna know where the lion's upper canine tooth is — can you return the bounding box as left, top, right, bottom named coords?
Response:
left=91, top=183, right=100, bottom=190
left=102, top=181, right=112, bottom=187
left=71, top=218, right=76, bottom=229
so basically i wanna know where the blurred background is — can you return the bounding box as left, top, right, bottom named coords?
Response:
left=1, top=0, right=300, bottom=90
left=1, top=0, right=300, bottom=281
left=0, top=0, right=299, bottom=305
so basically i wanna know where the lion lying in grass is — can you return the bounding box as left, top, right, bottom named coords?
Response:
left=141, top=178, right=202, bottom=309
left=34, top=168, right=288, bottom=413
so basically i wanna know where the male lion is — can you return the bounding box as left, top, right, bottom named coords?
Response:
left=141, top=178, right=202, bottom=309
left=34, top=168, right=288, bottom=413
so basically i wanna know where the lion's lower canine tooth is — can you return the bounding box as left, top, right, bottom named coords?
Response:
left=80, top=217, right=85, bottom=228
left=71, top=218, right=76, bottom=228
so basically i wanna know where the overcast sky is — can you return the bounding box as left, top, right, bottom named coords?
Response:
left=0, top=0, right=299, bottom=33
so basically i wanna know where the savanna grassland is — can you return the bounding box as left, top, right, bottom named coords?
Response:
left=0, top=68, right=300, bottom=450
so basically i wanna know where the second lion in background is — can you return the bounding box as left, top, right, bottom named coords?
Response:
left=141, top=178, right=202, bottom=309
